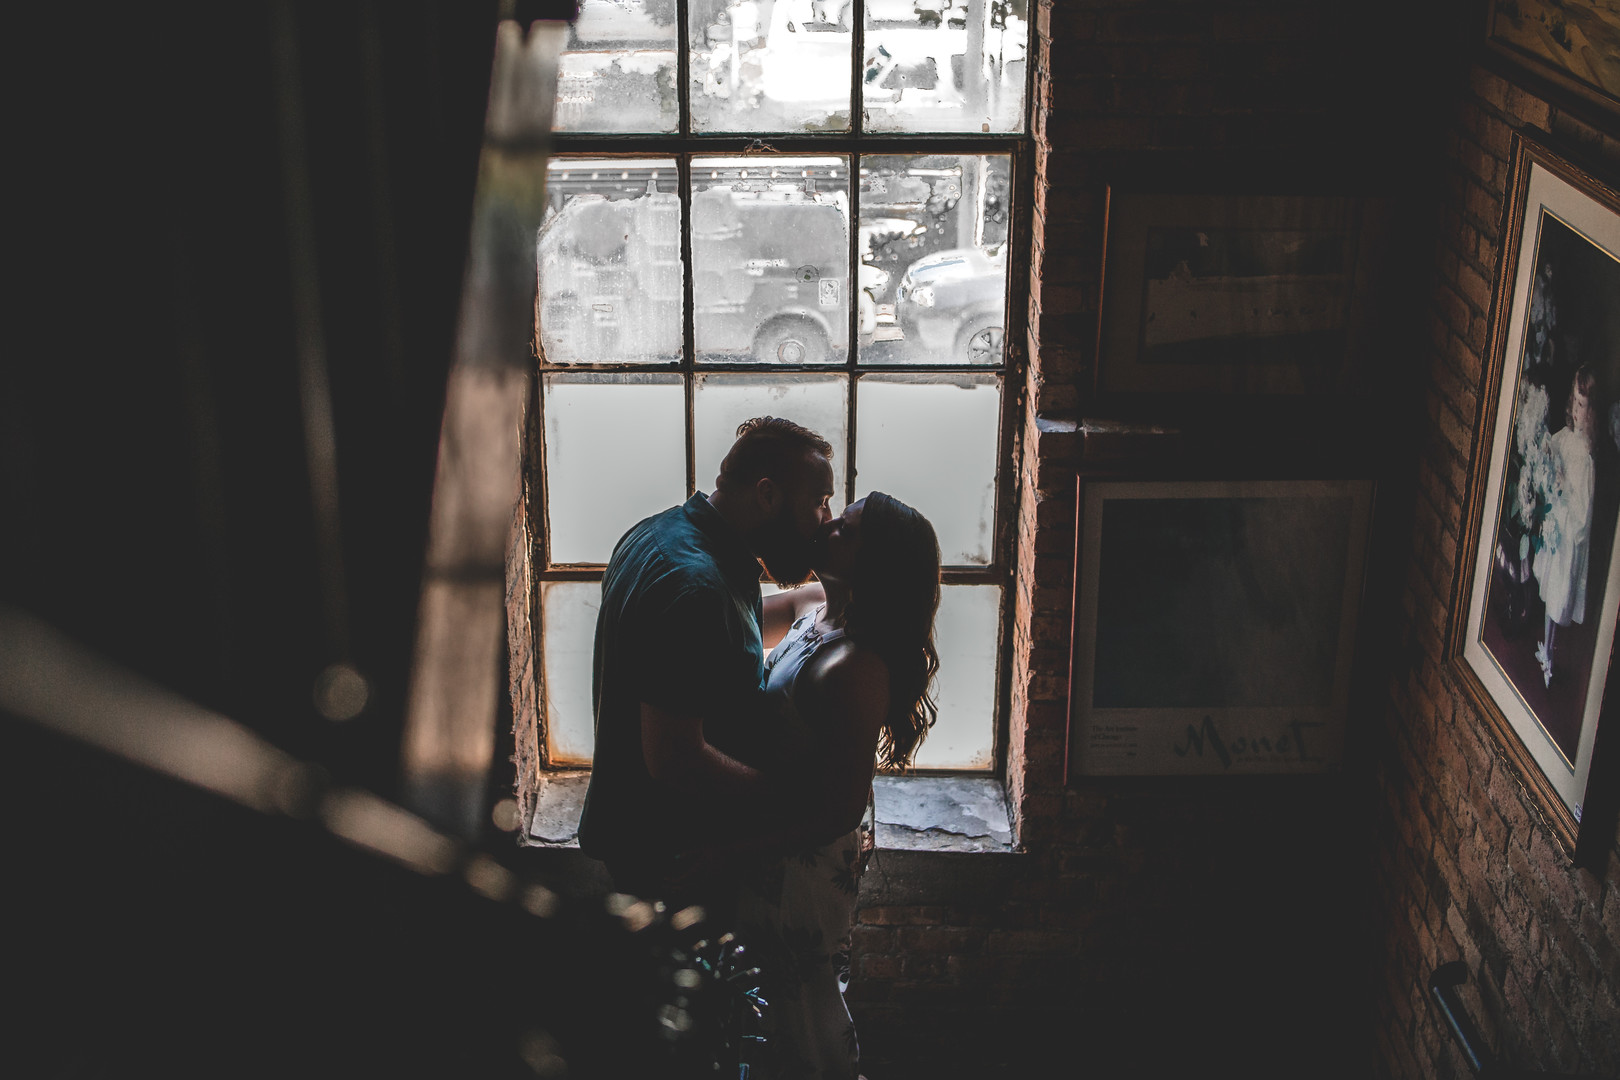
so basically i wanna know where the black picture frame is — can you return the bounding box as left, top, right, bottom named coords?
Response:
left=1067, top=477, right=1374, bottom=779
left=1095, top=190, right=1389, bottom=397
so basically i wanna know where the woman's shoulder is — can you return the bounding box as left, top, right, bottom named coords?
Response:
left=801, top=638, right=889, bottom=703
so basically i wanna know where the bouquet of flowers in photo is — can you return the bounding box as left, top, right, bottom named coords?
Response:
left=1494, top=381, right=1554, bottom=627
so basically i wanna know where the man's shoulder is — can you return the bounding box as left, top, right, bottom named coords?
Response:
left=607, top=505, right=727, bottom=598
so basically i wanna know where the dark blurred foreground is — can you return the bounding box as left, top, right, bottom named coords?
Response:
left=4, top=673, right=744, bottom=1080
left=1, top=3, right=737, bottom=1076
left=1, top=607, right=727, bottom=1079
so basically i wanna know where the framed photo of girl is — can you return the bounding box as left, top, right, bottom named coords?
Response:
left=1450, top=130, right=1620, bottom=865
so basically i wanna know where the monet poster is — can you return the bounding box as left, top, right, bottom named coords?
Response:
left=1069, top=479, right=1373, bottom=777
left=1457, top=137, right=1620, bottom=843
left=1097, top=192, right=1385, bottom=395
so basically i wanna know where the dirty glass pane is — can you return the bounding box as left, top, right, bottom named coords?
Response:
left=543, top=373, right=686, bottom=564
left=691, top=157, right=851, bottom=364
left=855, top=373, right=1000, bottom=565
left=694, top=373, right=849, bottom=508
left=859, top=154, right=1010, bottom=365
left=555, top=1, right=678, bottom=132
left=864, top=0, right=1027, bottom=132
left=690, top=0, right=852, bottom=132
left=537, top=159, right=683, bottom=365
left=913, top=583, right=1000, bottom=770
left=540, top=581, right=602, bottom=765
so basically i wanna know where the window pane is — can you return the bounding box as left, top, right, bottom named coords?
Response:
left=555, top=1, right=678, bottom=132
left=538, top=160, right=683, bottom=366
left=540, top=582, right=1001, bottom=771
left=864, top=0, right=1028, bottom=133
left=541, top=581, right=602, bottom=765
left=694, top=373, right=849, bottom=507
left=855, top=373, right=999, bottom=565
left=691, top=157, right=851, bottom=364
left=690, top=0, right=853, bottom=132
left=543, top=373, right=686, bottom=564
left=913, top=583, right=1000, bottom=770
left=860, top=154, right=1010, bottom=365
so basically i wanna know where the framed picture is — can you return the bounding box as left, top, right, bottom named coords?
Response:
left=1095, top=191, right=1388, bottom=396
left=1450, top=132, right=1620, bottom=861
left=1067, top=478, right=1374, bottom=778
left=1484, top=1, right=1620, bottom=122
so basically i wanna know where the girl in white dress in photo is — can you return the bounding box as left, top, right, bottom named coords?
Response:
left=1533, top=364, right=1598, bottom=687
left=738, top=491, right=942, bottom=1080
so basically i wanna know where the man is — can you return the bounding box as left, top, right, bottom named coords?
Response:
left=579, top=416, right=835, bottom=916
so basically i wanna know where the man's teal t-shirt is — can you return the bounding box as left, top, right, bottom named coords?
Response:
left=578, top=493, right=773, bottom=869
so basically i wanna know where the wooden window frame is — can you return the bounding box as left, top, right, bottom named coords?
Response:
left=523, top=0, right=1036, bottom=780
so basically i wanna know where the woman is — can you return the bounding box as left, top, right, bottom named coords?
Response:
left=739, top=491, right=942, bottom=1080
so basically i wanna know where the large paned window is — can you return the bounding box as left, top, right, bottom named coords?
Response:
left=534, top=0, right=1029, bottom=773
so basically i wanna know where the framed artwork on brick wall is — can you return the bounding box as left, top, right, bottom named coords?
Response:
left=1449, top=132, right=1620, bottom=863
left=1484, top=1, right=1620, bottom=123
left=1094, top=190, right=1389, bottom=396
left=1067, top=477, right=1374, bottom=778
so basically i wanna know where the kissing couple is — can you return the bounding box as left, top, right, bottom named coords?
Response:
left=580, top=416, right=942, bottom=1079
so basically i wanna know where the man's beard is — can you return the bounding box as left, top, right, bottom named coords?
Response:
left=755, top=513, right=815, bottom=586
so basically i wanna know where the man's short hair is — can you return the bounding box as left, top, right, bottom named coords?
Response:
left=715, top=417, right=833, bottom=494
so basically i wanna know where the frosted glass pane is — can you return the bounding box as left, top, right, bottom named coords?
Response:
left=864, top=0, right=1027, bottom=133
left=543, top=374, right=686, bottom=564
left=861, top=154, right=1010, bottom=364
left=540, top=583, right=999, bottom=770
left=693, top=373, right=848, bottom=509
left=554, top=1, right=678, bottom=132
left=855, top=374, right=1000, bottom=565
left=538, top=159, right=683, bottom=365
left=541, top=581, right=602, bottom=765
left=690, top=157, right=851, bottom=364
left=690, top=0, right=852, bottom=132
left=913, top=583, right=1000, bottom=770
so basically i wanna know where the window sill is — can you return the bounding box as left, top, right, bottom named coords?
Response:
left=524, top=771, right=1014, bottom=855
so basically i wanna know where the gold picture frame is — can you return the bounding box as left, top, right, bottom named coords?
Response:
left=1448, top=131, right=1620, bottom=865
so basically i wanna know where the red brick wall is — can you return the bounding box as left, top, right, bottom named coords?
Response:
left=507, top=471, right=541, bottom=834
left=1369, top=67, right=1620, bottom=1080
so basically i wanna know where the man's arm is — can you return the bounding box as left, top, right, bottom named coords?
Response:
left=634, top=582, right=798, bottom=846
left=640, top=701, right=767, bottom=801
left=681, top=644, right=889, bottom=860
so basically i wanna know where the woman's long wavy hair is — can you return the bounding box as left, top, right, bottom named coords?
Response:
left=842, top=492, right=941, bottom=771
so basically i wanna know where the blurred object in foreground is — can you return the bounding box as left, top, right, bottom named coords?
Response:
left=401, top=17, right=568, bottom=838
